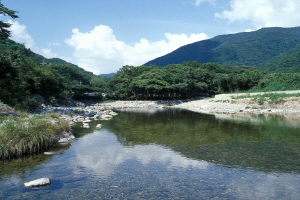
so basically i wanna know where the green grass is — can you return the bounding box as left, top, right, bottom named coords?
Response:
left=233, top=93, right=300, bottom=105
left=0, top=114, right=70, bottom=159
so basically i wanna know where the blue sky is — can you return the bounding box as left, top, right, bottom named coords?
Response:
left=2, top=0, right=300, bottom=74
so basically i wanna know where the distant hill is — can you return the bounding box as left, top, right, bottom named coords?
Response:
left=100, top=73, right=116, bottom=78
left=144, top=27, right=300, bottom=72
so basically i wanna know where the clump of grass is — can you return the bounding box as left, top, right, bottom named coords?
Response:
left=0, top=115, right=70, bottom=159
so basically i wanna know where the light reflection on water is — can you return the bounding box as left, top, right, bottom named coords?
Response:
left=1, top=108, right=300, bottom=199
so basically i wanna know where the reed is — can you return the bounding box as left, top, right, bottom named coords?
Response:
left=0, top=114, right=70, bottom=159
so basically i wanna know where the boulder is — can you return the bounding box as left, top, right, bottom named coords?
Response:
left=58, top=138, right=73, bottom=143
left=24, top=178, right=51, bottom=188
left=96, top=124, right=102, bottom=129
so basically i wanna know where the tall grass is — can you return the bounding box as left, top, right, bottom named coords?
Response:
left=0, top=114, right=70, bottom=159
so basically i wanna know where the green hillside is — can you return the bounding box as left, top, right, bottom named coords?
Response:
left=0, top=38, right=106, bottom=110
left=259, top=45, right=300, bottom=72
left=144, top=27, right=300, bottom=72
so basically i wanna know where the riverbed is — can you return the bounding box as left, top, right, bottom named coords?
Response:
left=1, top=108, right=300, bottom=199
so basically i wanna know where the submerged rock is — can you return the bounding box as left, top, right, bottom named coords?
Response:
left=24, top=178, right=51, bottom=188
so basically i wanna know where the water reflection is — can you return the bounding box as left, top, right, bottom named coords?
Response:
left=2, top=108, right=300, bottom=199
left=76, top=129, right=209, bottom=178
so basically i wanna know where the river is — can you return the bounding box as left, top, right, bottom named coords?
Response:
left=1, top=108, right=300, bottom=199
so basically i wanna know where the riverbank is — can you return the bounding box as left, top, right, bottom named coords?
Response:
left=172, top=91, right=300, bottom=117
left=97, top=91, right=300, bottom=120
left=0, top=102, right=118, bottom=159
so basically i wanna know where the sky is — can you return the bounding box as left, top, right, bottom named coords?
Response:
left=2, top=0, right=300, bottom=75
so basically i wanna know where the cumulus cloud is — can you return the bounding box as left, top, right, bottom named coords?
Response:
left=8, top=20, right=35, bottom=48
left=7, top=20, right=71, bottom=61
left=65, top=25, right=208, bottom=74
left=216, top=0, right=300, bottom=28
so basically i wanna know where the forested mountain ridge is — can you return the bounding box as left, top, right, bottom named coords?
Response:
left=144, top=26, right=300, bottom=72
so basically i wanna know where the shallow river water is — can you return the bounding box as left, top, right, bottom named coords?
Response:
left=1, top=108, right=300, bottom=199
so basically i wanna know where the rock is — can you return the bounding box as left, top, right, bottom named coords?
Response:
left=24, top=178, right=51, bottom=188
left=82, top=123, right=90, bottom=128
left=148, top=103, right=158, bottom=108
left=58, top=138, right=73, bottom=143
left=44, top=152, right=61, bottom=155
left=101, top=115, right=113, bottom=120
left=96, top=124, right=102, bottom=128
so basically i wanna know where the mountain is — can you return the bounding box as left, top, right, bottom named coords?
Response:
left=144, top=27, right=300, bottom=72
left=100, top=73, right=116, bottom=78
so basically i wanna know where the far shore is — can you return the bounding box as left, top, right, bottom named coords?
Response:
left=97, top=90, right=300, bottom=122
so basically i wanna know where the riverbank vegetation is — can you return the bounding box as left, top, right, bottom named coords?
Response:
left=0, top=113, right=70, bottom=159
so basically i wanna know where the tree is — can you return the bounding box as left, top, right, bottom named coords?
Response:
left=0, top=3, right=19, bottom=39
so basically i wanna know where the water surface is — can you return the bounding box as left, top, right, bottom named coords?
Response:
left=1, top=108, right=300, bottom=199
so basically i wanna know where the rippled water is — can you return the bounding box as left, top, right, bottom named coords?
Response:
left=1, top=108, right=300, bottom=199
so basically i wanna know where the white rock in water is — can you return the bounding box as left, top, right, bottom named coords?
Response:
left=24, top=178, right=51, bottom=188
left=96, top=124, right=102, bottom=128
left=44, top=152, right=60, bottom=155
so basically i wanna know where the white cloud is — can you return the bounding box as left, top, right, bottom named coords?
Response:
left=46, top=42, right=61, bottom=47
left=40, top=48, right=59, bottom=58
left=8, top=20, right=35, bottom=48
left=216, top=0, right=300, bottom=28
left=65, top=25, right=209, bottom=75
left=7, top=20, right=70, bottom=61
left=195, top=0, right=216, bottom=6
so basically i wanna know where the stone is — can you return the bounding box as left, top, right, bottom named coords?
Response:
left=58, top=138, right=72, bottom=143
left=44, top=152, right=61, bottom=155
left=24, top=178, right=51, bottom=188
left=96, top=124, right=102, bottom=128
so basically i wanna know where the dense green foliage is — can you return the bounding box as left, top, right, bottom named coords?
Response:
left=144, top=27, right=300, bottom=72
left=0, top=38, right=106, bottom=110
left=0, top=3, right=19, bottom=39
left=106, top=62, right=266, bottom=100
